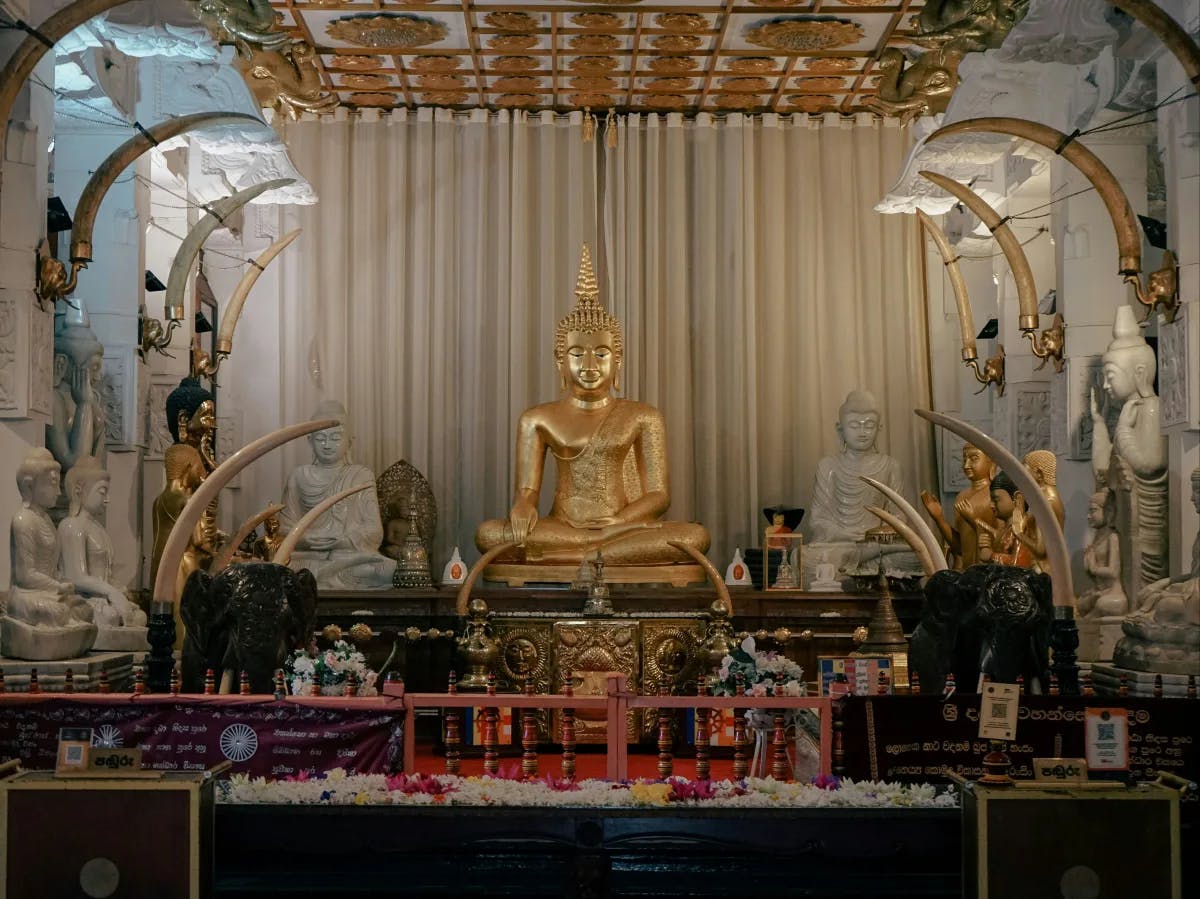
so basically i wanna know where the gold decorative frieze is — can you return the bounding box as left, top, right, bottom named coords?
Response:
left=569, top=75, right=620, bottom=91
left=726, top=57, right=776, bottom=73
left=644, top=76, right=693, bottom=92
left=841, top=0, right=889, bottom=5
left=652, top=34, right=702, bottom=52
left=792, top=76, right=847, bottom=91
left=494, top=93, right=542, bottom=108
left=488, top=34, right=539, bottom=51
left=715, top=93, right=763, bottom=108
left=491, top=75, right=544, bottom=92
left=569, top=56, right=620, bottom=73
left=554, top=621, right=640, bottom=745
left=745, top=18, right=864, bottom=52
left=571, top=12, right=623, bottom=30
left=494, top=624, right=553, bottom=693
left=491, top=56, right=540, bottom=72
left=655, top=12, right=708, bottom=33
left=484, top=11, right=539, bottom=31
left=647, top=56, right=699, bottom=74
left=786, top=93, right=836, bottom=112
left=720, top=76, right=771, bottom=93
left=348, top=92, right=398, bottom=107
left=420, top=90, right=468, bottom=106
left=569, top=34, right=621, bottom=52
left=640, top=93, right=689, bottom=109
left=569, top=92, right=615, bottom=108
left=803, top=56, right=858, bottom=72
left=749, top=1, right=805, bottom=6
left=326, top=14, right=448, bottom=49
left=329, top=54, right=382, bottom=70
left=339, top=73, right=392, bottom=90
left=415, top=73, right=467, bottom=90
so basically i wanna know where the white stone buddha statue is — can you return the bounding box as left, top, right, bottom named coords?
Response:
left=58, top=456, right=148, bottom=650
left=1078, top=489, right=1127, bottom=620
left=280, top=401, right=396, bottom=589
left=2, top=449, right=97, bottom=660
left=806, top=390, right=910, bottom=544
left=47, top=300, right=107, bottom=479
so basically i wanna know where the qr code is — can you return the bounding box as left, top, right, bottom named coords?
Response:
left=989, top=701, right=1008, bottom=720
left=65, top=745, right=83, bottom=763
left=1096, top=722, right=1115, bottom=741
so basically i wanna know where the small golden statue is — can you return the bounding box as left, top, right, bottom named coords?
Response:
left=977, top=470, right=1034, bottom=569
left=920, top=443, right=997, bottom=570
left=475, top=244, right=710, bottom=583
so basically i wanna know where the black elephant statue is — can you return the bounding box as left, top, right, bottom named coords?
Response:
left=910, top=564, right=1052, bottom=694
left=180, top=562, right=318, bottom=694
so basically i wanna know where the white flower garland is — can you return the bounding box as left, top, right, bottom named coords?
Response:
left=218, top=769, right=958, bottom=810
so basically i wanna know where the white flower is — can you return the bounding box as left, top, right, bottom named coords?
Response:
left=740, top=636, right=756, bottom=654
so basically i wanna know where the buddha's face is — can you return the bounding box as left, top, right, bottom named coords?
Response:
left=962, top=446, right=991, bottom=482
left=773, top=513, right=784, bottom=527
left=505, top=638, right=538, bottom=674
left=839, top=411, right=879, bottom=452
left=563, top=329, right=617, bottom=398
left=1087, top=499, right=1105, bottom=528
left=86, top=351, right=103, bottom=383
left=183, top=400, right=216, bottom=443
left=990, top=488, right=1014, bottom=521
left=1101, top=360, right=1137, bottom=404
left=82, top=478, right=110, bottom=518
left=31, top=468, right=60, bottom=508
left=310, top=424, right=348, bottom=466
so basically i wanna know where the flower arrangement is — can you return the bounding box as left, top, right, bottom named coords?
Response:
left=219, top=767, right=957, bottom=810
left=285, top=639, right=379, bottom=697
left=712, top=636, right=806, bottom=698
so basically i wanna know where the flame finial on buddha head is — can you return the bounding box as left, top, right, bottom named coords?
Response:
left=554, top=243, right=623, bottom=368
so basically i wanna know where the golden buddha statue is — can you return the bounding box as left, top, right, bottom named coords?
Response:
left=920, top=442, right=997, bottom=569
left=1016, top=449, right=1066, bottom=575
left=150, top=442, right=213, bottom=645
left=475, top=244, right=710, bottom=582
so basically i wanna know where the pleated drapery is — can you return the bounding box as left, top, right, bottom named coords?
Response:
left=276, top=108, right=934, bottom=569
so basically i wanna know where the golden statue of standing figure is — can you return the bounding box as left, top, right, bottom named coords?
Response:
left=475, top=244, right=710, bottom=585
left=920, top=442, right=997, bottom=569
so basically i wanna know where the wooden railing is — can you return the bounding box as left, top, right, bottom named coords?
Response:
left=385, top=674, right=832, bottom=781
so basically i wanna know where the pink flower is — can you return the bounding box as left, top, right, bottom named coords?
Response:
left=811, top=773, right=841, bottom=791
left=668, top=778, right=717, bottom=801
left=749, top=683, right=768, bottom=697
left=539, top=774, right=581, bottom=792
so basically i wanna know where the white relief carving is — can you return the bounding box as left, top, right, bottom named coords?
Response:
left=145, top=375, right=176, bottom=460
left=0, top=295, right=16, bottom=412
left=994, top=0, right=1117, bottom=66
left=216, top=408, right=244, bottom=488
left=98, top=352, right=127, bottom=446
left=1015, top=386, right=1051, bottom=457
left=28, top=305, right=52, bottom=416
left=1159, top=303, right=1193, bottom=431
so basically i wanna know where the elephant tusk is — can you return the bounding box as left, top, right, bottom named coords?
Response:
left=920, top=171, right=1041, bottom=333
left=860, top=475, right=949, bottom=573
left=1104, top=0, right=1200, bottom=87
left=152, top=419, right=339, bottom=608
left=70, top=113, right=267, bottom=265
left=212, top=503, right=285, bottom=572
left=865, top=505, right=936, bottom=577
left=0, top=0, right=134, bottom=209
left=272, top=483, right=372, bottom=567
left=164, top=178, right=294, bottom=324
left=456, top=542, right=519, bottom=616
left=914, top=409, right=1074, bottom=609
left=926, top=118, right=1141, bottom=283
left=216, top=229, right=302, bottom=356
left=916, top=208, right=978, bottom=363
left=668, top=541, right=735, bottom=617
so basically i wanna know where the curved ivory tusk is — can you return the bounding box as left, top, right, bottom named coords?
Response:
left=456, top=542, right=518, bottom=616
left=860, top=475, right=949, bottom=573
left=212, top=503, right=285, bottom=572
left=1106, top=0, right=1200, bottom=86
left=914, top=409, right=1073, bottom=608
left=920, top=170, right=1041, bottom=332
left=152, top=419, right=338, bottom=607
left=164, top=178, right=294, bottom=321
left=272, top=483, right=372, bottom=567
left=71, top=113, right=267, bottom=264
left=0, top=0, right=133, bottom=204
left=668, top=541, right=735, bottom=617
left=865, top=506, right=936, bottom=577
left=916, top=209, right=978, bottom=361
left=216, top=229, right=301, bottom=355
left=927, top=118, right=1141, bottom=283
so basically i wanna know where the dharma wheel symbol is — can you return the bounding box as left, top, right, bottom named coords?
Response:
left=91, top=725, right=123, bottom=748
left=220, top=723, right=259, bottom=762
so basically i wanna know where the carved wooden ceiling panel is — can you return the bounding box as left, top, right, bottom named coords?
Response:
left=270, top=1, right=928, bottom=115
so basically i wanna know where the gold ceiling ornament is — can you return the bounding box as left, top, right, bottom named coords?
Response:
left=792, top=76, right=847, bottom=91
left=720, top=76, right=771, bottom=92
left=651, top=34, right=702, bottom=52
left=569, top=34, right=621, bottom=52
left=340, top=73, right=393, bottom=90
left=644, top=76, right=693, bottom=92
left=491, top=75, right=544, bottom=92
left=416, top=73, right=467, bottom=90
left=570, top=92, right=615, bottom=109
left=839, top=0, right=889, bottom=5
left=408, top=55, right=463, bottom=73
left=488, top=34, right=539, bottom=51
left=421, top=90, right=469, bottom=106
left=491, top=55, right=540, bottom=72
left=570, top=75, right=620, bottom=91
left=329, top=54, right=383, bottom=71
left=571, top=12, right=623, bottom=30
left=647, top=56, right=699, bottom=74
left=714, top=93, right=764, bottom=109
left=349, top=92, right=399, bottom=107
left=749, top=0, right=804, bottom=6
left=655, top=12, right=709, bottom=33
left=565, top=0, right=643, bottom=4
left=326, top=14, right=448, bottom=49
left=640, top=93, right=689, bottom=109
left=569, top=56, right=620, bottom=72
left=746, top=18, right=865, bottom=52
left=484, top=11, right=540, bottom=31
left=786, top=93, right=836, bottom=111
left=803, top=56, right=858, bottom=72
left=494, top=93, right=542, bottom=108
left=726, top=57, right=777, bottom=73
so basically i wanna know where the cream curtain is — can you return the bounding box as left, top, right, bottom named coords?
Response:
left=275, top=108, right=933, bottom=569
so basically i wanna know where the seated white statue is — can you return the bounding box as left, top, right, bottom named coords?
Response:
left=806, top=390, right=910, bottom=544
left=280, top=401, right=396, bottom=590
left=58, top=456, right=148, bottom=650
left=2, top=448, right=97, bottom=660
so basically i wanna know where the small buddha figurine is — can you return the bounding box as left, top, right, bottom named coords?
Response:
left=977, top=470, right=1034, bottom=569
left=166, top=376, right=217, bottom=474
left=253, top=514, right=283, bottom=561
left=806, top=390, right=909, bottom=544
left=150, top=442, right=212, bottom=630
left=920, top=443, right=997, bottom=569
left=1078, top=489, right=1127, bottom=619
left=280, top=401, right=396, bottom=589
left=3, top=449, right=97, bottom=660
left=474, top=244, right=710, bottom=572
left=1013, top=450, right=1066, bottom=575
left=47, top=300, right=107, bottom=477
left=58, top=456, right=147, bottom=633
left=764, top=512, right=792, bottom=550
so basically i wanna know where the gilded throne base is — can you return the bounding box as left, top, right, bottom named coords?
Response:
left=483, top=563, right=707, bottom=588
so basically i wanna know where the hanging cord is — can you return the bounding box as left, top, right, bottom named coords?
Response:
left=147, top=219, right=256, bottom=269
left=956, top=226, right=1049, bottom=260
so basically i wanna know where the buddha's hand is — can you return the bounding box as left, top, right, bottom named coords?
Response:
left=920, top=490, right=942, bottom=521
left=1011, top=494, right=1027, bottom=530
left=508, top=497, right=539, bottom=544
left=69, top=366, right=92, bottom=405
left=1116, top=396, right=1142, bottom=429
left=952, top=495, right=975, bottom=522
left=305, top=535, right=339, bottom=552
